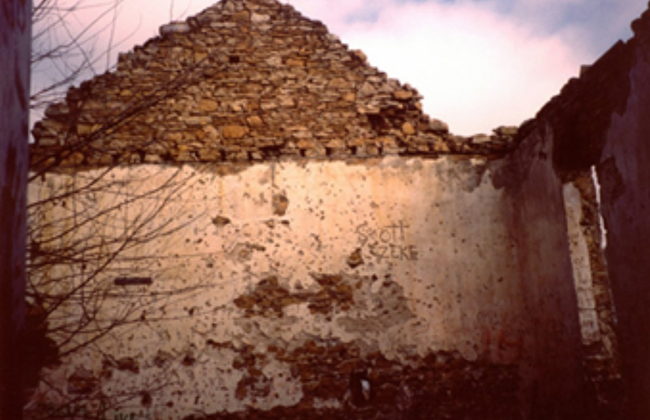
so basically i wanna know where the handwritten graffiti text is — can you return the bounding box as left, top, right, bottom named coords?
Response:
left=355, top=221, right=418, bottom=261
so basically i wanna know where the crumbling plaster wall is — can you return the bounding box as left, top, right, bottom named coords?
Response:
left=27, top=150, right=583, bottom=420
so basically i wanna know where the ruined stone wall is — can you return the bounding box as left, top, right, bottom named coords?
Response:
left=29, top=0, right=515, bottom=173
left=28, top=152, right=583, bottom=420
left=514, top=6, right=650, bottom=419
left=1, top=1, right=31, bottom=420
left=24, top=0, right=619, bottom=419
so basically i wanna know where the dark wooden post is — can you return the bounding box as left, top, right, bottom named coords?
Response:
left=0, top=1, right=31, bottom=419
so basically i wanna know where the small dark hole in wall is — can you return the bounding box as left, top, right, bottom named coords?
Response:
left=349, top=371, right=373, bottom=406
left=229, top=55, right=240, bottom=64
left=114, top=277, right=153, bottom=286
left=141, top=391, right=152, bottom=407
left=367, top=114, right=389, bottom=132
left=182, top=354, right=196, bottom=366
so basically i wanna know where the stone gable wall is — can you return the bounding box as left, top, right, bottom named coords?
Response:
left=30, top=0, right=517, bottom=173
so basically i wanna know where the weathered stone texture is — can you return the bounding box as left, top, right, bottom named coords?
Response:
left=29, top=0, right=518, bottom=173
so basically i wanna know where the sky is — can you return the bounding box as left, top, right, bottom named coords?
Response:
left=32, top=0, right=649, bottom=135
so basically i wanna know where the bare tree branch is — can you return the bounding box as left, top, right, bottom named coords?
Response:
left=25, top=3, right=222, bottom=418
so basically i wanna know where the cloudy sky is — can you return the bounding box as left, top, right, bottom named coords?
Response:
left=33, top=0, right=648, bottom=135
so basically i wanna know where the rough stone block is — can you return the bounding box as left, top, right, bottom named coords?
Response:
left=393, top=90, right=413, bottom=100
left=199, top=99, right=219, bottom=112
left=401, top=122, right=416, bottom=136
left=222, top=125, right=249, bottom=139
left=246, top=116, right=264, bottom=127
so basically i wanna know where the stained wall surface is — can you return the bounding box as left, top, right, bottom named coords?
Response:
left=0, top=1, right=31, bottom=419
left=498, top=125, right=586, bottom=420
left=27, top=152, right=583, bottom=420
left=598, top=21, right=650, bottom=420
left=519, top=7, right=650, bottom=418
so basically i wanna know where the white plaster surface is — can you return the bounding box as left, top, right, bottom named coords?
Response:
left=563, top=182, right=601, bottom=345
left=29, top=156, right=533, bottom=419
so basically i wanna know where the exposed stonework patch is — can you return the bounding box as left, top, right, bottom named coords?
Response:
left=563, top=176, right=622, bottom=398
left=306, top=274, right=355, bottom=315
left=233, top=273, right=407, bottom=319
left=67, top=366, right=98, bottom=395
left=336, top=274, right=413, bottom=334
left=271, top=192, right=289, bottom=216
left=192, top=342, right=522, bottom=420
left=346, top=248, right=364, bottom=268
left=234, top=276, right=298, bottom=317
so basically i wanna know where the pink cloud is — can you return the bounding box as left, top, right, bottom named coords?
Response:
left=288, top=0, right=586, bottom=134
left=34, top=0, right=646, bottom=135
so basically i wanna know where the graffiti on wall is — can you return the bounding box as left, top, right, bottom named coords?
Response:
left=355, top=221, right=418, bottom=262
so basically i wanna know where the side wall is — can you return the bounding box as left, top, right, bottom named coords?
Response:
left=496, top=124, right=585, bottom=419
left=599, top=28, right=650, bottom=419
left=531, top=9, right=650, bottom=418
left=0, top=1, right=31, bottom=420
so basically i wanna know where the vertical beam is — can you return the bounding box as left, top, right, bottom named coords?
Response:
left=0, top=1, right=31, bottom=419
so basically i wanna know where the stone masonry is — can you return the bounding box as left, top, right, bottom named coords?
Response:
left=26, top=0, right=650, bottom=420
left=30, top=0, right=517, bottom=173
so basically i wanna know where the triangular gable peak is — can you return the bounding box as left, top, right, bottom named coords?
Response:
left=31, top=0, right=515, bottom=170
